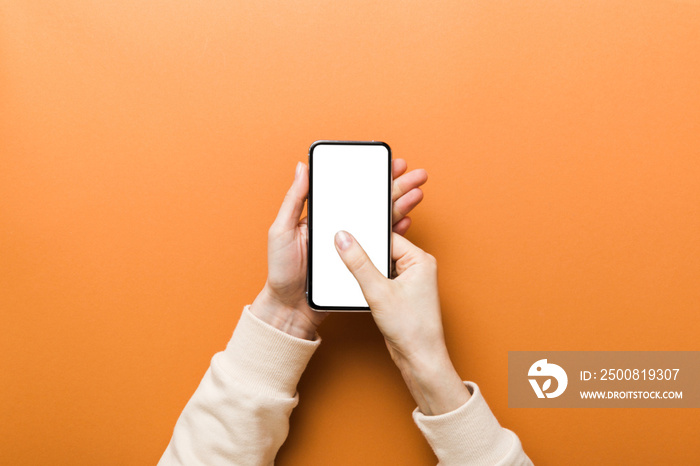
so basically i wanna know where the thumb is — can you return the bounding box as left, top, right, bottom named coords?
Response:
left=334, top=231, right=387, bottom=300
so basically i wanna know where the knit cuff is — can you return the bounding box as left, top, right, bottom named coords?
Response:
left=412, top=381, right=516, bottom=465
left=217, top=305, right=322, bottom=399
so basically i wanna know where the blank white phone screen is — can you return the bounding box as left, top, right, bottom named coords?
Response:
left=310, top=143, right=390, bottom=308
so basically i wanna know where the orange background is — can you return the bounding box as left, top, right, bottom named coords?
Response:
left=1, top=1, right=699, bottom=464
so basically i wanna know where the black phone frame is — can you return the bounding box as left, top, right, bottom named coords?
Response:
left=306, top=140, right=392, bottom=311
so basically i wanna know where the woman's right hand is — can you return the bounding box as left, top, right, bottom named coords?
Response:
left=334, top=231, right=471, bottom=415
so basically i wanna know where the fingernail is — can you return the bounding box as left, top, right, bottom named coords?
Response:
left=295, top=162, right=303, bottom=180
left=335, top=231, right=352, bottom=251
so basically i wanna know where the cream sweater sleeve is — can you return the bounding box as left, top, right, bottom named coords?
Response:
left=158, top=305, right=321, bottom=466
left=413, top=382, right=533, bottom=465
left=159, top=306, right=532, bottom=465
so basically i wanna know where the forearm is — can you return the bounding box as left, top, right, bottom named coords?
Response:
left=396, top=346, right=532, bottom=465
left=159, top=306, right=320, bottom=466
left=395, top=347, right=471, bottom=416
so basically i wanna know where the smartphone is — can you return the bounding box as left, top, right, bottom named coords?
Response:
left=307, top=140, right=392, bottom=311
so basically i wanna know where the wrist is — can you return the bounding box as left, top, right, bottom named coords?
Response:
left=250, top=285, right=318, bottom=341
left=395, top=347, right=471, bottom=416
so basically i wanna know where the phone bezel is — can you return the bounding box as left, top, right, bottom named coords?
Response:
left=306, top=140, right=392, bottom=311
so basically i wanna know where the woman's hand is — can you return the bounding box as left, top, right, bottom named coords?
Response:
left=250, top=159, right=428, bottom=340
left=334, top=232, right=471, bottom=415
